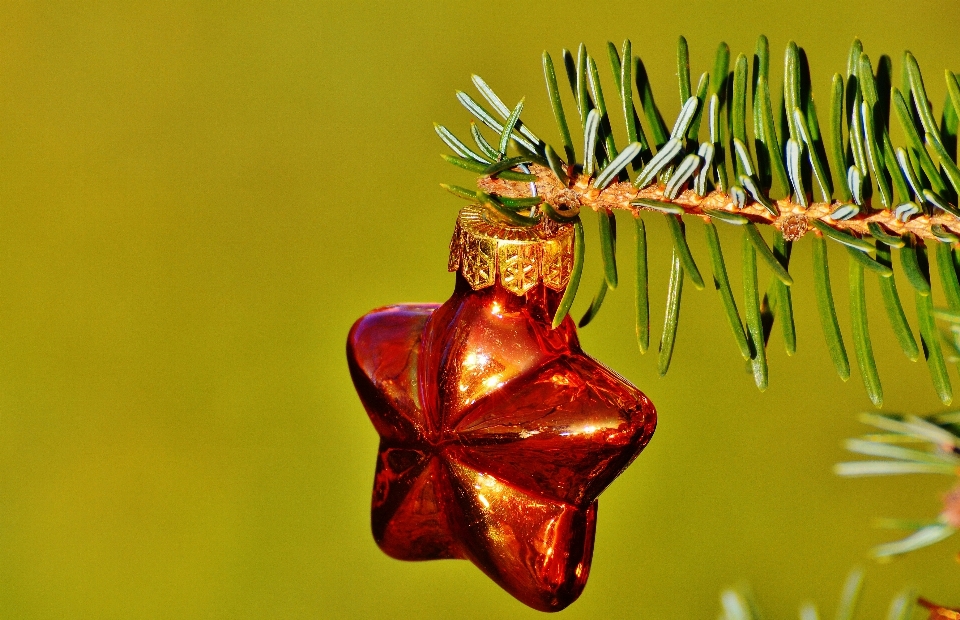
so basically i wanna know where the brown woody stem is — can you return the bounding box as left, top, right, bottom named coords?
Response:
left=478, top=164, right=960, bottom=243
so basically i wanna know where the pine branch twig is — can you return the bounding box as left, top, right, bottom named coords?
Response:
left=476, top=163, right=960, bottom=242
left=437, top=36, right=960, bottom=404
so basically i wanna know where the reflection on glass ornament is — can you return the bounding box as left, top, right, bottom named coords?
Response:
left=347, top=206, right=656, bottom=611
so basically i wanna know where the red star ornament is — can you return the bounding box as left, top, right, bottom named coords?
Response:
left=347, top=274, right=656, bottom=612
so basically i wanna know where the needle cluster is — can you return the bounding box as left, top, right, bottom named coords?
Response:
left=436, top=36, right=960, bottom=406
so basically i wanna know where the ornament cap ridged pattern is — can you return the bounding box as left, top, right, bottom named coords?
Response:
left=449, top=204, right=575, bottom=295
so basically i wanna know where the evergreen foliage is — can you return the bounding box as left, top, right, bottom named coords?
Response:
left=437, top=37, right=960, bottom=407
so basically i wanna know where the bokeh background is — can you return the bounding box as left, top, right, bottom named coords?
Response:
left=1, top=0, right=958, bottom=617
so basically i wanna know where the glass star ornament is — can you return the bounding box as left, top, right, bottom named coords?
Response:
left=347, top=206, right=657, bottom=612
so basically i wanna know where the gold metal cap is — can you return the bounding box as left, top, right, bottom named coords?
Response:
left=447, top=204, right=575, bottom=295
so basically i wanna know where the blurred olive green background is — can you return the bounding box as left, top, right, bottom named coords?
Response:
left=1, top=1, right=958, bottom=618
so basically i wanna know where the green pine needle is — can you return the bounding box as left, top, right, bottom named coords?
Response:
left=917, top=289, right=953, bottom=405
left=813, top=236, right=851, bottom=380
left=552, top=217, right=585, bottom=328
left=543, top=51, right=576, bottom=163
left=745, top=223, right=793, bottom=286
left=705, top=221, right=751, bottom=359
left=743, top=229, right=768, bottom=390
left=664, top=215, right=704, bottom=289
left=579, top=278, right=609, bottom=328
left=658, top=250, right=684, bottom=376
left=874, top=242, right=920, bottom=361
left=599, top=209, right=618, bottom=289
left=635, top=217, right=650, bottom=353
left=850, top=260, right=883, bottom=407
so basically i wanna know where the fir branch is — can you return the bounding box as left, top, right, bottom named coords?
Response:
left=837, top=412, right=960, bottom=560
left=476, top=163, right=960, bottom=243
left=436, top=36, right=960, bottom=403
